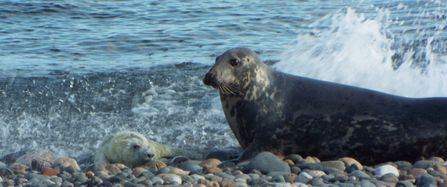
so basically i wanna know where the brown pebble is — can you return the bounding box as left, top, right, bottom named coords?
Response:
left=304, top=156, right=316, bottom=163
left=436, top=165, right=447, bottom=174
left=41, top=168, right=58, bottom=176
left=105, top=164, right=121, bottom=174
left=440, top=173, right=447, bottom=180
left=54, top=157, right=81, bottom=170
left=169, top=168, right=190, bottom=175
left=283, top=159, right=295, bottom=167
left=200, top=159, right=222, bottom=168
left=308, top=170, right=325, bottom=178
left=382, top=176, right=399, bottom=182
left=219, top=180, right=236, bottom=187
left=234, top=178, right=246, bottom=184
left=439, top=182, right=447, bottom=187
left=132, top=167, right=147, bottom=176
left=204, top=166, right=223, bottom=174
left=283, top=173, right=297, bottom=182
left=340, top=157, right=363, bottom=170
left=232, top=170, right=243, bottom=175
left=147, top=161, right=167, bottom=169
left=9, top=163, right=28, bottom=175
left=85, top=171, right=94, bottom=179
left=429, top=157, right=445, bottom=163
left=398, top=174, right=414, bottom=181
left=15, top=150, right=56, bottom=171
left=409, top=168, right=427, bottom=178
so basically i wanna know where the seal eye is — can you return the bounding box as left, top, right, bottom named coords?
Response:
left=133, top=145, right=140, bottom=149
left=229, top=59, right=240, bottom=67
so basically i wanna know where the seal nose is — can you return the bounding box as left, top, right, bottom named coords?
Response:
left=147, top=153, right=154, bottom=158
left=203, top=72, right=216, bottom=86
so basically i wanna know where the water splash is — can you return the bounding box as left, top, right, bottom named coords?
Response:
left=276, top=8, right=447, bottom=97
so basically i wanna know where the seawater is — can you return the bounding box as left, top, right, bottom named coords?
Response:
left=1, top=0, right=447, bottom=165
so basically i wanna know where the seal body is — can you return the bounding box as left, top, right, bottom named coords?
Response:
left=203, top=47, right=447, bottom=164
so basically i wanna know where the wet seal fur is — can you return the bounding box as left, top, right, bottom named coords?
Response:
left=203, top=47, right=447, bottom=164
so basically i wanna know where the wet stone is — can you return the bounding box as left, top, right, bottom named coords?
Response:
left=394, top=161, right=413, bottom=171
left=242, top=152, right=290, bottom=174
left=414, top=160, right=438, bottom=169
left=348, top=170, right=370, bottom=179
left=0, top=167, right=14, bottom=178
left=415, top=174, right=437, bottom=187
left=318, top=161, right=346, bottom=172
left=293, top=176, right=311, bottom=184
left=307, top=177, right=325, bottom=186
left=283, top=154, right=303, bottom=163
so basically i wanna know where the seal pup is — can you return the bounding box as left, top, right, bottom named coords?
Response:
left=203, top=47, right=447, bottom=164
left=95, top=131, right=202, bottom=168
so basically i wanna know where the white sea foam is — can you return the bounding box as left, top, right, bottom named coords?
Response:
left=276, top=8, right=447, bottom=97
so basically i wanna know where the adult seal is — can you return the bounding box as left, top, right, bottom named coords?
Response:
left=203, top=47, right=447, bottom=164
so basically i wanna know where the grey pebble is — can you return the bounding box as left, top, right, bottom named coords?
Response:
left=86, top=163, right=105, bottom=172
left=108, top=175, right=125, bottom=183
left=413, top=160, right=437, bottom=169
left=329, top=176, right=349, bottom=183
left=180, top=160, right=201, bottom=170
left=175, top=173, right=192, bottom=184
left=415, top=174, right=437, bottom=187
left=427, top=168, right=441, bottom=177
left=0, top=167, right=14, bottom=178
left=283, top=154, right=303, bottom=163
left=307, top=177, right=324, bottom=186
left=396, top=181, right=415, bottom=187
left=50, top=176, right=63, bottom=183
left=359, top=180, right=376, bottom=187
left=394, top=161, right=413, bottom=171
left=63, top=166, right=76, bottom=174
left=137, top=170, right=154, bottom=179
left=247, top=178, right=268, bottom=186
left=318, top=161, right=345, bottom=171
left=267, top=172, right=290, bottom=177
left=234, top=174, right=251, bottom=180
left=184, top=165, right=202, bottom=174
left=151, top=176, right=163, bottom=185
left=345, top=163, right=361, bottom=173
left=61, top=180, right=74, bottom=187
left=268, top=175, right=285, bottom=183
left=72, top=172, right=88, bottom=182
left=295, top=163, right=327, bottom=171
left=242, top=152, right=291, bottom=174
left=290, top=166, right=300, bottom=174
left=349, top=170, right=370, bottom=179
left=293, top=176, right=311, bottom=184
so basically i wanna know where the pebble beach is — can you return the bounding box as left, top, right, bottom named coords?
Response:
left=1, top=150, right=446, bottom=187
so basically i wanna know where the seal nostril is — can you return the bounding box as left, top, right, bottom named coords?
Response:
left=147, top=153, right=154, bottom=158
left=203, top=72, right=215, bottom=85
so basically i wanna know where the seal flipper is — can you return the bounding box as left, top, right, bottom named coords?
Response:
left=236, top=143, right=260, bottom=162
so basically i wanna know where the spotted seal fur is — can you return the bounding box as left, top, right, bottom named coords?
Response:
left=203, top=47, right=447, bottom=164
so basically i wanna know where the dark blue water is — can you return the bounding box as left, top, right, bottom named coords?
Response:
left=1, top=0, right=447, bottom=165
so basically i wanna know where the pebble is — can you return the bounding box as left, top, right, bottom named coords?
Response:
left=54, top=157, right=81, bottom=170
left=374, top=164, right=399, bottom=177
left=15, top=150, right=56, bottom=171
left=242, top=152, right=291, bottom=174
left=5, top=150, right=447, bottom=187
left=340, top=157, right=363, bottom=171
left=318, top=160, right=346, bottom=171
left=298, top=172, right=312, bottom=179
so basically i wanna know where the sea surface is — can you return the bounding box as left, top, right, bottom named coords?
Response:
left=1, top=0, right=447, bottom=165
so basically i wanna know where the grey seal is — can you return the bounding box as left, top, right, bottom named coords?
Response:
left=203, top=47, right=447, bottom=164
